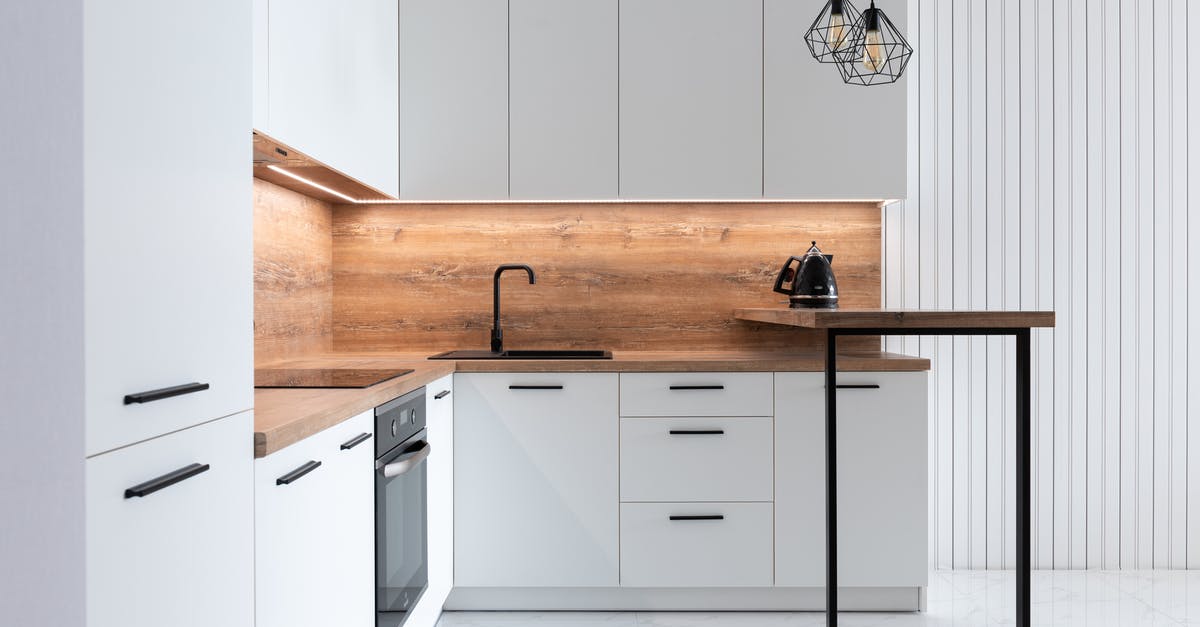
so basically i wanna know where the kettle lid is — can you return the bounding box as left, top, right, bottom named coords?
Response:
left=805, top=241, right=824, bottom=256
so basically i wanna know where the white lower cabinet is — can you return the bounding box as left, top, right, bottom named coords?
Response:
left=255, top=409, right=374, bottom=627
left=406, top=374, right=456, bottom=627
left=774, top=372, right=928, bottom=588
left=87, top=412, right=253, bottom=627
left=454, top=373, right=620, bottom=587
left=620, top=502, right=774, bottom=587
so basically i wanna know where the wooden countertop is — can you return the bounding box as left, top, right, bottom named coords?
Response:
left=253, top=349, right=931, bottom=458
left=734, top=308, right=1056, bottom=329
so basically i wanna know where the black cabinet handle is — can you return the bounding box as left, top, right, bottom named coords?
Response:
left=509, top=385, right=563, bottom=390
left=669, top=385, right=725, bottom=391
left=124, top=382, right=210, bottom=405
left=276, top=460, right=322, bottom=485
left=340, top=433, right=372, bottom=451
left=836, top=384, right=881, bottom=390
left=669, top=429, right=725, bottom=435
left=124, top=463, right=210, bottom=498
left=434, top=390, right=451, bottom=400
left=669, top=515, right=725, bottom=521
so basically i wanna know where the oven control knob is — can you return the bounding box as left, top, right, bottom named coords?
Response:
left=391, top=419, right=397, bottom=437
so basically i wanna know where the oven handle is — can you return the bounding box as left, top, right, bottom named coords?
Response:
left=377, top=441, right=432, bottom=478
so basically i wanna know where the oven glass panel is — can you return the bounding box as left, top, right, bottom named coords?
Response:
left=376, top=434, right=429, bottom=625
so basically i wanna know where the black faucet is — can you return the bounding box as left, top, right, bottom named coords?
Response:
left=491, top=264, right=536, bottom=353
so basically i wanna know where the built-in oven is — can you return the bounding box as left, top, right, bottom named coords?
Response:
left=375, top=388, right=430, bottom=627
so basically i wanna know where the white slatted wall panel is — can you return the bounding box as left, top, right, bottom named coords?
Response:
left=885, top=0, right=1200, bottom=569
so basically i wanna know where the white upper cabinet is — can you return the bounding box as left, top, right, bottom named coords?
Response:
left=618, top=0, right=763, bottom=199
left=400, top=0, right=508, bottom=200
left=509, top=0, right=618, bottom=199
left=763, top=0, right=907, bottom=199
left=85, top=0, right=252, bottom=456
left=263, top=0, right=399, bottom=197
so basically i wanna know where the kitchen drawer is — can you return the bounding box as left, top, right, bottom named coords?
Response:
left=620, top=502, right=773, bottom=587
left=620, top=417, right=772, bottom=502
left=619, top=372, right=773, bottom=417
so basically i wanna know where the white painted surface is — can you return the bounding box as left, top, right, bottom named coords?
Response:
left=255, top=410, right=374, bottom=627
left=620, top=502, right=774, bottom=588
left=253, top=0, right=268, bottom=131
left=885, top=0, right=1200, bottom=570
left=454, top=373, right=619, bottom=587
left=400, top=0, right=508, bottom=200
left=444, top=586, right=919, bottom=612
left=408, top=374, right=456, bottom=627
left=620, top=416, right=773, bottom=503
left=0, top=1, right=85, bottom=625
left=267, top=0, right=399, bottom=196
left=87, top=412, right=254, bottom=627
left=774, top=372, right=928, bottom=588
left=84, top=0, right=252, bottom=456
left=509, top=0, right=618, bottom=199
left=619, top=373, right=773, bottom=417
left=763, top=0, right=907, bottom=200
left=618, top=0, right=762, bottom=198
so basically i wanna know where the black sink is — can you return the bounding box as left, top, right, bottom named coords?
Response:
left=429, top=349, right=613, bottom=360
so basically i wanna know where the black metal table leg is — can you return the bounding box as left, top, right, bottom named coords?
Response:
left=825, top=329, right=839, bottom=626
left=1015, top=329, right=1031, bottom=627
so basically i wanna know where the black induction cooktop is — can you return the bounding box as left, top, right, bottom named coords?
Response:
left=254, top=368, right=414, bottom=389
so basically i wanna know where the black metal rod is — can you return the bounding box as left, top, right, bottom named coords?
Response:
left=276, top=460, right=322, bottom=486
left=123, top=382, right=210, bottom=405
left=826, top=329, right=838, bottom=625
left=668, top=429, right=725, bottom=435
left=508, top=385, right=563, bottom=390
left=340, top=433, right=371, bottom=451
left=835, top=384, right=880, bottom=389
left=124, top=463, right=210, bottom=498
left=669, top=385, right=725, bottom=390
left=668, top=515, right=724, bottom=521
left=434, top=389, right=451, bottom=400
left=1016, top=329, right=1032, bottom=627
left=824, top=327, right=1029, bottom=337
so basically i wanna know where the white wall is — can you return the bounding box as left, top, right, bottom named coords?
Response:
left=0, top=1, right=87, bottom=624
left=885, top=0, right=1199, bottom=570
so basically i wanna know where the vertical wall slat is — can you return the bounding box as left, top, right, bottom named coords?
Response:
left=1188, top=0, right=1200, bottom=572
left=1085, top=0, right=1106, bottom=570
left=950, top=0, right=972, bottom=568
left=1100, top=0, right=1122, bottom=570
left=967, top=0, right=989, bottom=570
left=1034, top=0, right=1057, bottom=571
left=983, top=0, right=1006, bottom=572
left=1068, top=0, right=1090, bottom=569
left=1052, top=0, right=1073, bottom=570
left=1167, top=0, right=1189, bottom=571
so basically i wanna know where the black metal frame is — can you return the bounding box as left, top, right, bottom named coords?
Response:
left=824, top=327, right=1031, bottom=627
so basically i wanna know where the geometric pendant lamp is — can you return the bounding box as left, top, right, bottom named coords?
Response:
left=834, top=0, right=913, bottom=86
left=804, top=0, right=864, bottom=63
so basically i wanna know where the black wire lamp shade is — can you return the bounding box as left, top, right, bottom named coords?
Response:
left=804, top=0, right=864, bottom=63
left=835, top=0, right=913, bottom=86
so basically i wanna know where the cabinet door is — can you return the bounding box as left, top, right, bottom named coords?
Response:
left=510, top=0, right=618, bottom=199
left=763, top=0, right=907, bottom=199
left=774, top=372, right=928, bottom=588
left=454, top=373, right=619, bottom=587
left=400, top=0, right=508, bottom=199
left=323, top=411, right=376, bottom=627
left=619, top=0, right=762, bottom=198
left=84, top=0, right=251, bottom=456
left=268, top=0, right=399, bottom=196
left=407, top=374, right=455, bottom=626
left=87, top=412, right=253, bottom=627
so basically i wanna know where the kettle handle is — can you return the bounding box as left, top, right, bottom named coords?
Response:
left=773, top=256, right=804, bottom=296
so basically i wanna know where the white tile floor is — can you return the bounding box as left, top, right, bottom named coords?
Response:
left=436, top=571, right=1200, bottom=626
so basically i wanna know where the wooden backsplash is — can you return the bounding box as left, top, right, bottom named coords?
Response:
left=331, top=202, right=882, bottom=352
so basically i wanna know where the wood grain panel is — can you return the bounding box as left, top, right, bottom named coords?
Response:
left=253, top=178, right=334, bottom=364
left=331, top=202, right=884, bottom=352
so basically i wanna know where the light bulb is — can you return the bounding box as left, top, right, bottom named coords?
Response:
left=863, top=28, right=884, bottom=71
left=827, top=12, right=846, bottom=50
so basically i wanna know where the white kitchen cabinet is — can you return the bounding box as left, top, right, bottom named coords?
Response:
left=618, top=0, right=763, bottom=198
left=265, top=0, right=399, bottom=197
left=509, top=0, right=618, bottom=199
left=620, top=502, right=774, bottom=587
left=256, top=410, right=375, bottom=627
left=407, top=375, right=456, bottom=627
left=400, top=0, right=508, bottom=200
left=774, top=371, right=928, bottom=588
left=84, top=0, right=252, bottom=457
left=619, top=372, right=774, bottom=417
left=763, top=0, right=907, bottom=200
left=454, top=373, right=619, bottom=587
left=87, top=412, right=253, bottom=627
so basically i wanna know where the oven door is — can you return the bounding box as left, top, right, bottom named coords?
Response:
left=376, top=429, right=430, bottom=627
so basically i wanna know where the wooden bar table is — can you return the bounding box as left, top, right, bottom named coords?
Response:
left=733, top=309, right=1056, bottom=627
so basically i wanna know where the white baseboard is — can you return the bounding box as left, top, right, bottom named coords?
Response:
left=445, top=586, right=924, bottom=611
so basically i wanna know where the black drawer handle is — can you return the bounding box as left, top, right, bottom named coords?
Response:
left=276, top=460, right=322, bottom=485
left=124, top=463, right=210, bottom=498
left=669, top=429, right=725, bottom=435
left=509, top=385, right=564, bottom=390
left=669, top=385, right=725, bottom=391
left=669, top=515, right=725, bottom=521
left=434, top=390, right=451, bottom=400
left=124, top=382, right=210, bottom=405
left=340, top=433, right=372, bottom=450
left=836, top=384, right=881, bottom=389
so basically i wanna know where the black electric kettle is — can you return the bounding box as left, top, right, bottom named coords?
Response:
left=773, top=241, right=839, bottom=309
